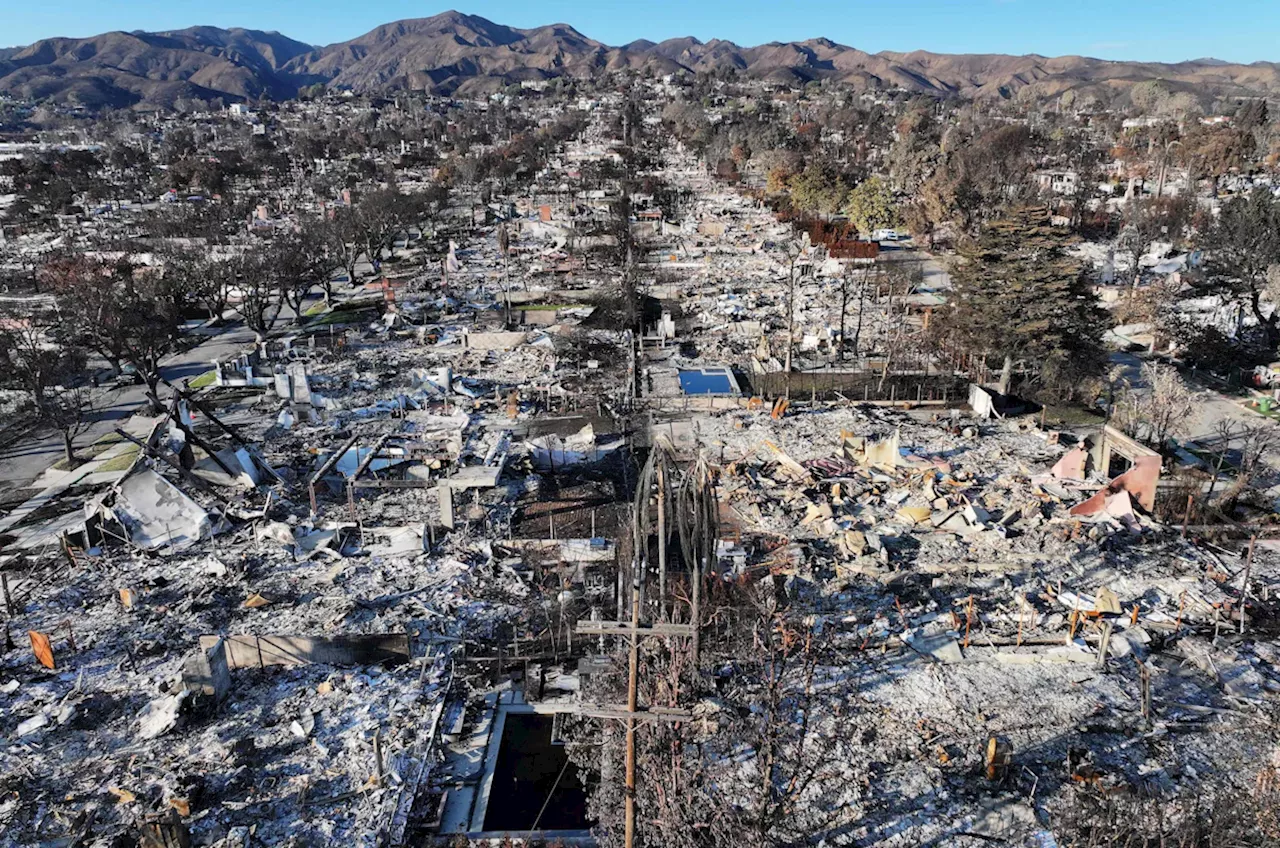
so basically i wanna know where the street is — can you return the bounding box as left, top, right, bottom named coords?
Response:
left=1110, top=348, right=1280, bottom=482
left=0, top=284, right=331, bottom=497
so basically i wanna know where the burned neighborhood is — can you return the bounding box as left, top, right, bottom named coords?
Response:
left=1, top=10, right=1280, bottom=848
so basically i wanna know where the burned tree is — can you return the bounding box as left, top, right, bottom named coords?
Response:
left=40, top=254, right=132, bottom=378
left=321, top=205, right=365, bottom=295
left=234, top=249, right=284, bottom=343
left=1110, top=362, right=1197, bottom=450
left=268, top=220, right=333, bottom=323
left=1115, top=195, right=1191, bottom=296
left=0, top=305, right=95, bottom=465
left=1206, top=188, right=1280, bottom=350
left=43, top=252, right=185, bottom=404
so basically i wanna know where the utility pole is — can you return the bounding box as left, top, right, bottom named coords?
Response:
left=624, top=558, right=641, bottom=848
left=784, top=246, right=799, bottom=399
left=572, top=450, right=716, bottom=847
left=575, top=612, right=694, bottom=848
left=838, top=266, right=850, bottom=363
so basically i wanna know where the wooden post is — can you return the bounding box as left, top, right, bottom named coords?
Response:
left=1096, top=621, right=1113, bottom=670
left=1240, top=536, right=1255, bottom=635
left=1138, top=659, right=1152, bottom=730
left=963, top=595, right=975, bottom=648
left=1, top=573, right=14, bottom=617
left=1181, top=494, right=1193, bottom=539
left=656, top=463, right=667, bottom=623
left=624, top=558, right=642, bottom=848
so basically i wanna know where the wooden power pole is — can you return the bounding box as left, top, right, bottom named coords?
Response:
left=576, top=582, right=694, bottom=848
left=624, top=557, right=642, bottom=846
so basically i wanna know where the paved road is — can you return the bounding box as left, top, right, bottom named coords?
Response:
left=0, top=281, right=337, bottom=496
left=888, top=244, right=951, bottom=292
left=0, top=249, right=402, bottom=500
left=1110, top=349, right=1280, bottom=482
left=0, top=318, right=259, bottom=496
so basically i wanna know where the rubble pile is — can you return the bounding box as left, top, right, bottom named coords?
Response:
left=1, top=107, right=1278, bottom=848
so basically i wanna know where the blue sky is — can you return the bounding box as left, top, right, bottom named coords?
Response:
left=5, top=0, right=1277, bottom=64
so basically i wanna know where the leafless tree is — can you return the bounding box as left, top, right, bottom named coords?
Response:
left=1207, top=418, right=1238, bottom=500
left=1216, top=422, right=1280, bottom=509
left=269, top=219, right=333, bottom=323
left=39, top=253, right=130, bottom=377
left=234, top=250, right=284, bottom=343
left=321, top=206, right=364, bottom=296
left=0, top=307, right=96, bottom=465
left=1050, top=782, right=1277, bottom=847
left=42, top=252, right=185, bottom=406
left=1111, top=362, right=1197, bottom=449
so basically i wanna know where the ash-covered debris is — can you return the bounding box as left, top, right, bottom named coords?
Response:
left=1, top=96, right=1278, bottom=848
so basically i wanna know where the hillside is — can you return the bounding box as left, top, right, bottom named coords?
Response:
left=0, top=27, right=313, bottom=107
left=2, top=11, right=1277, bottom=108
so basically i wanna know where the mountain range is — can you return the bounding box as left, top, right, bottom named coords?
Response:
left=2, top=10, right=1277, bottom=109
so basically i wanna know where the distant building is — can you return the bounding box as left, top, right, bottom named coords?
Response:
left=1034, top=170, right=1079, bottom=196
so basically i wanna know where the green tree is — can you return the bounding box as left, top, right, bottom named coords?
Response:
left=943, top=206, right=1107, bottom=397
left=843, top=176, right=899, bottom=236
left=1130, top=80, right=1171, bottom=115
left=787, top=161, right=848, bottom=218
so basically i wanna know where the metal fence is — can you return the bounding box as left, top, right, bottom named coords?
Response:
left=745, top=369, right=970, bottom=404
